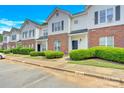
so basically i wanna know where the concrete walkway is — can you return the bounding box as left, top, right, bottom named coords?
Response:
left=6, top=55, right=124, bottom=83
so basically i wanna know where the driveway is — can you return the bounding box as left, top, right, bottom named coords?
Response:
left=0, top=59, right=124, bottom=88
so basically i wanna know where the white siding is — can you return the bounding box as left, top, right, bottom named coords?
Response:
left=21, top=23, right=40, bottom=40
left=48, top=11, right=71, bottom=35
left=87, top=5, right=124, bottom=29
left=71, top=14, right=88, bottom=31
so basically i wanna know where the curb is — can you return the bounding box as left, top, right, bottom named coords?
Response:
left=6, top=58, right=124, bottom=83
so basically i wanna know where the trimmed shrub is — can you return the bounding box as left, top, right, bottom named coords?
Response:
left=70, top=46, right=124, bottom=63
left=91, top=46, right=124, bottom=63
left=45, top=50, right=64, bottom=59
left=3, top=50, right=11, bottom=54
left=0, top=49, right=4, bottom=53
left=11, top=48, right=34, bottom=55
left=69, top=49, right=95, bottom=60
left=30, top=51, right=45, bottom=56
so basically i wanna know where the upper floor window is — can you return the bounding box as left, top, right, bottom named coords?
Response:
left=4, top=37, right=7, bottom=41
left=100, top=10, right=106, bottom=23
left=43, top=29, right=48, bottom=37
left=12, top=34, right=16, bottom=40
left=107, top=8, right=113, bottom=22
left=56, top=13, right=59, bottom=17
left=74, top=20, right=78, bottom=24
left=52, top=20, right=64, bottom=32
left=115, top=5, right=120, bottom=21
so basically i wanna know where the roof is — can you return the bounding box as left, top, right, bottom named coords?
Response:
left=70, top=29, right=88, bottom=34
left=37, top=36, right=48, bottom=40
left=20, top=19, right=41, bottom=30
left=46, top=7, right=72, bottom=22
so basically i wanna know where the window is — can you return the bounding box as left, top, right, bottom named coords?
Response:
left=94, top=11, right=98, bottom=24
left=107, top=8, right=113, bottom=22
left=29, top=30, right=32, bottom=37
left=56, top=13, right=59, bottom=17
left=52, top=21, right=64, bottom=32
left=99, top=36, right=114, bottom=47
left=43, top=29, right=48, bottom=37
left=100, top=10, right=106, bottom=23
left=74, top=20, right=78, bottom=24
left=4, top=37, right=7, bottom=41
left=32, top=29, right=35, bottom=37
left=54, top=40, right=61, bottom=51
left=12, top=35, right=16, bottom=40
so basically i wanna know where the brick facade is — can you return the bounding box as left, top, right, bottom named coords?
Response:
left=8, top=42, right=17, bottom=48
left=48, top=33, right=68, bottom=53
left=88, top=25, right=124, bottom=48
left=21, top=39, right=36, bottom=49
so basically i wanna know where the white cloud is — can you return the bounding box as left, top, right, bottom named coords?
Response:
left=0, top=18, right=23, bottom=26
left=36, top=19, right=46, bottom=23
left=0, top=18, right=24, bottom=34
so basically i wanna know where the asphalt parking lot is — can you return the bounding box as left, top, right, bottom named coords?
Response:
left=0, top=59, right=124, bottom=88
left=0, top=59, right=81, bottom=88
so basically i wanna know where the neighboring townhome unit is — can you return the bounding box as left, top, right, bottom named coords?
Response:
left=36, top=23, right=48, bottom=51
left=2, top=31, right=10, bottom=49
left=47, top=8, right=89, bottom=53
left=8, top=27, right=20, bottom=48
left=20, top=19, right=41, bottom=49
left=87, top=5, right=124, bottom=48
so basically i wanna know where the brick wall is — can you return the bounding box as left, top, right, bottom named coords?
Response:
left=48, top=33, right=68, bottom=53
left=8, top=42, right=16, bottom=48
left=21, top=39, right=36, bottom=49
left=88, top=25, right=124, bottom=48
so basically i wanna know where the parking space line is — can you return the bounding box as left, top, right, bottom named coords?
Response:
left=22, top=75, right=51, bottom=88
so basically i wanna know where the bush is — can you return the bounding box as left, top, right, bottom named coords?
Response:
left=3, top=50, right=11, bottom=54
left=91, top=46, right=124, bottom=63
left=69, top=49, right=95, bottom=60
left=11, top=48, right=34, bottom=55
left=0, top=49, right=4, bottom=53
left=45, top=50, right=64, bottom=59
left=70, top=46, right=124, bottom=63
left=30, top=51, right=45, bottom=56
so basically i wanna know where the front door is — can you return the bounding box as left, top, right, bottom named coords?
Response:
left=72, top=40, right=78, bottom=50
left=37, top=44, right=41, bottom=51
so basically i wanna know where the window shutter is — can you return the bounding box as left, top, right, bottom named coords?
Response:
left=52, top=23, right=54, bottom=32
left=95, top=11, right=98, bottom=25
left=115, top=5, right=120, bottom=21
left=61, top=20, right=64, bottom=30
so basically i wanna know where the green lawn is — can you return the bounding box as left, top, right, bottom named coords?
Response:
left=69, top=59, right=124, bottom=70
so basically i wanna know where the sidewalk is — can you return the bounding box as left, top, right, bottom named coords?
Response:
left=6, top=55, right=124, bottom=83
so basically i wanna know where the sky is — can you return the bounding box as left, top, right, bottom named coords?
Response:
left=0, top=5, right=85, bottom=33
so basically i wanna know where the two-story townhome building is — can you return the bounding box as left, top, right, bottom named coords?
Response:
left=20, top=19, right=41, bottom=49
left=3, top=31, right=10, bottom=49
left=47, top=8, right=89, bottom=53
left=36, top=23, right=48, bottom=51
left=8, top=27, right=20, bottom=48
left=88, top=5, right=124, bottom=48
left=2, top=5, right=124, bottom=53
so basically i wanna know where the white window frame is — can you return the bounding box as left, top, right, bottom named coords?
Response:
left=100, top=10, right=106, bottom=23
left=99, top=36, right=114, bottom=47
left=54, top=40, right=61, bottom=51
left=107, top=8, right=113, bottom=22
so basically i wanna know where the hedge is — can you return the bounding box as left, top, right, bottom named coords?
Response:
left=69, top=46, right=124, bottom=63
left=45, top=50, right=64, bottom=59
left=91, top=46, right=124, bottom=63
left=30, top=51, right=45, bottom=56
left=3, top=50, right=11, bottom=54
left=11, top=48, right=34, bottom=55
left=69, top=49, right=95, bottom=60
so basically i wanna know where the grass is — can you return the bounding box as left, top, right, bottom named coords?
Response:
left=69, top=59, right=124, bottom=70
